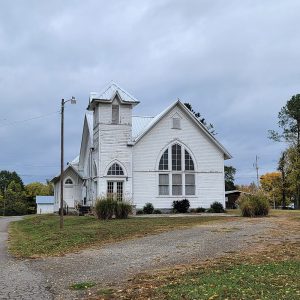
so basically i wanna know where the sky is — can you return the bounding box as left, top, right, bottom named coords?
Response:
left=0, top=0, right=299, bottom=185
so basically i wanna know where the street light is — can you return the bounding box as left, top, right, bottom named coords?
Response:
left=60, top=97, right=77, bottom=229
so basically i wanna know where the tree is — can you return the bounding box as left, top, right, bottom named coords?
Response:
left=260, top=172, right=282, bottom=207
left=237, top=182, right=258, bottom=194
left=277, top=152, right=288, bottom=207
left=2, top=181, right=28, bottom=216
left=224, top=166, right=236, bottom=191
left=269, top=94, right=300, bottom=208
left=25, top=182, right=53, bottom=197
left=184, top=103, right=216, bottom=135
left=268, top=94, right=300, bottom=146
left=0, top=170, right=24, bottom=194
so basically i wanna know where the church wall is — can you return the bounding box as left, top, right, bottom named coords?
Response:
left=132, top=105, right=225, bottom=209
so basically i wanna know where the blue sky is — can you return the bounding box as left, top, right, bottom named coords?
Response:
left=0, top=0, right=298, bottom=185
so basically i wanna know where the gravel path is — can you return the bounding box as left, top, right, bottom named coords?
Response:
left=0, top=216, right=53, bottom=300
left=28, top=218, right=276, bottom=299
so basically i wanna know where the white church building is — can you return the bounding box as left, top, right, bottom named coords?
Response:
left=52, top=82, right=231, bottom=212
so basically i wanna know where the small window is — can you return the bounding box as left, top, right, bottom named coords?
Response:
left=112, top=105, right=119, bottom=124
left=172, top=174, right=182, bottom=195
left=172, top=118, right=181, bottom=129
left=159, top=174, right=169, bottom=195
left=107, top=163, right=124, bottom=176
left=159, top=149, right=169, bottom=170
left=185, top=174, right=195, bottom=195
left=65, top=178, right=73, bottom=184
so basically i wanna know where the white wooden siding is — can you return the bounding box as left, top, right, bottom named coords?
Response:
left=132, top=105, right=225, bottom=209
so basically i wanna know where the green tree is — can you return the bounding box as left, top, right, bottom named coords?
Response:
left=25, top=182, right=53, bottom=197
left=269, top=94, right=300, bottom=208
left=184, top=103, right=216, bottom=135
left=0, top=170, right=24, bottom=194
left=224, top=166, right=236, bottom=191
left=3, top=181, right=28, bottom=216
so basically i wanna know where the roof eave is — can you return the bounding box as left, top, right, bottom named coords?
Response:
left=87, top=98, right=140, bottom=110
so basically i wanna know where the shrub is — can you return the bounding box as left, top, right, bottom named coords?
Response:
left=153, top=209, right=162, bottom=214
left=143, top=203, right=154, bottom=214
left=172, top=199, right=190, bottom=213
left=196, top=207, right=206, bottom=213
left=190, top=208, right=196, bottom=213
left=209, top=201, right=225, bottom=213
left=94, top=198, right=115, bottom=220
left=115, top=201, right=132, bottom=219
left=239, top=193, right=270, bottom=217
left=136, top=209, right=144, bottom=215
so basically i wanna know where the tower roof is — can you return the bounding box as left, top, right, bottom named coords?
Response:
left=88, top=82, right=139, bottom=110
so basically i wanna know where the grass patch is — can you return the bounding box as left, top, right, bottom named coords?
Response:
left=70, top=281, right=96, bottom=290
left=156, top=261, right=300, bottom=300
left=96, top=288, right=115, bottom=296
left=9, top=214, right=228, bottom=258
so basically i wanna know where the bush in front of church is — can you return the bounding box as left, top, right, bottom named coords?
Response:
left=172, top=199, right=190, bottom=213
left=143, top=202, right=154, bottom=214
left=115, top=201, right=132, bottom=219
left=95, top=198, right=115, bottom=220
left=95, top=197, right=133, bottom=220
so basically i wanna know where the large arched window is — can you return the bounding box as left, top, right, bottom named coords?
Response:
left=107, top=163, right=124, bottom=176
left=158, top=143, right=195, bottom=196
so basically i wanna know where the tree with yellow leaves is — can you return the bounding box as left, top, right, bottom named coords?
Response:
left=260, top=172, right=282, bottom=208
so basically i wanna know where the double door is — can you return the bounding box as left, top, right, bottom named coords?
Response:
left=107, top=181, right=123, bottom=201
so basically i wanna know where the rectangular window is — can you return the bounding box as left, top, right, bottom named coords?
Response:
left=172, top=118, right=181, bottom=129
left=112, top=105, right=119, bottom=124
left=185, top=174, right=195, bottom=195
left=159, top=174, right=169, bottom=195
left=172, top=174, right=182, bottom=195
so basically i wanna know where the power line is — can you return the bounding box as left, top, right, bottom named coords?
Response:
left=0, top=111, right=60, bottom=128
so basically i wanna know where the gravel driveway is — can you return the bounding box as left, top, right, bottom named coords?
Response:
left=28, top=217, right=275, bottom=299
left=0, top=216, right=53, bottom=300
left=0, top=216, right=278, bottom=300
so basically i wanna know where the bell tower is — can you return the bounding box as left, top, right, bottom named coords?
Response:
left=87, top=82, right=139, bottom=201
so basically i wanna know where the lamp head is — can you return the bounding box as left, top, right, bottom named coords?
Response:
left=71, top=96, right=77, bottom=104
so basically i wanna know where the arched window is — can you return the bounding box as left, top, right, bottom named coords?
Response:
left=159, top=149, right=168, bottom=170
left=107, top=163, right=124, bottom=176
left=65, top=178, right=73, bottom=185
left=158, top=144, right=195, bottom=196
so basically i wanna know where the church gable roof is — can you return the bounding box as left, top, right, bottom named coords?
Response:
left=88, top=82, right=139, bottom=110
left=133, top=100, right=232, bottom=160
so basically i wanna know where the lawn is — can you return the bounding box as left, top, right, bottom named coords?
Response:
left=154, top=261, right=300, bottom=300
left=9, top=214, right=228, bottom=258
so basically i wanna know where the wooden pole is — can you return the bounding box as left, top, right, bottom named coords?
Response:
left=60, top=99, right=64, bottom=229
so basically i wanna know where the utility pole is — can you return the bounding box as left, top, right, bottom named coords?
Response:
left=60, top=97, right=77, bottom=229
left=253, top=155, right=260, bottom=187
left=60, top=99, right=64, bottom=229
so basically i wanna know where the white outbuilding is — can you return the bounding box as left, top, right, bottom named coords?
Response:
left=52, top=82, right=232, bottom=212
left=36, top=196, right=54, bottom=214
